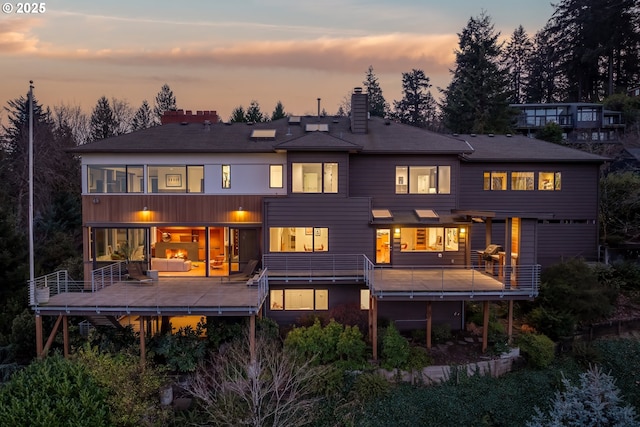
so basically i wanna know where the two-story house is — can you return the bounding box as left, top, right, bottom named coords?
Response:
left=31, top=88, right=606, bottom=360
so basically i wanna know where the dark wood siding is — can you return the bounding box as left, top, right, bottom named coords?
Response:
left=83, top=194, right=263, bottom=225
left=264, top=196, right=373, bottom=256
left=349, top=154, right=459, bottom=212
left=378, top=301, right=463, bottom=331
left=519, top=219, right=537, bottom=265
left=537, top=222, right=599, bottom=266
left=459, top=162, right=600, bottom=218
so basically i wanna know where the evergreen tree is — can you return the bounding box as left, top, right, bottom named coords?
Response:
left=524, top=26, right=565, bottom=103
left=132, top=100, right=154, bottom=131
left=245, top=100, right=266, bottom=123
left=363, top=65, right=388, bottom=117
left=546, top=0, right=640, bottom=101
left=393, top=69, right=437, bottom=128
left=229, top=106, right=247, bottom=123
left=153, top=83, right=177, bottom=124
left=528, top=366, right=638, bottom=426
left=271, top=101, right=287, bottom=121
left=440, top=12, right=512, bottom=134
left=503, top=26, right=533, bottom=104
left=89, top=96, right=117, bottom=141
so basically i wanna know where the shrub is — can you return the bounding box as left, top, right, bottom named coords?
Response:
left=0, top=354, right=110, bottom=426
left=431, top=324, right=452, bottom=344
left=381, top=324, right=410, bottom=370
left=517, top=332, right=555, bottom=369
left=538, top=258, right=617, bottom=326
left=527, top=365, right=638, bottom=426
left=150, top=322, right=207, bottom=373
left=285, top=319, right=367, bottom=367
left=75, top=345, right=170, bottom=426
left=329, top=302, right=368, bottom=334
left=526, top=306, right=576, bottom=340
left=352, top=372, right=390, bottom=402
left=571, top=340, right=602, bottom=368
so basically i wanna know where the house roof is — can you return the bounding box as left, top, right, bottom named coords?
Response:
left=68, top=115, right=607, bottom=164
left=458, top=134, right=608, bottom=163
left=68, top=116, right=473, bottom=156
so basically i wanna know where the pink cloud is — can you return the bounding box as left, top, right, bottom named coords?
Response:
left=26, top=33, right=457, bottom=76
left=0, top=18, right=40, bottom=53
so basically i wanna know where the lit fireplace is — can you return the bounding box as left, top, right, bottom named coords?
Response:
left=165, top=249, right=188, bottom=259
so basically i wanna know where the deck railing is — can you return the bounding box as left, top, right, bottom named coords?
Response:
left=262, top=253, right=371, bottom=282
left=91, top=261, right=128, bottom=291
left=28, top=270, right=86, bottom=306
left=369, top=264, right=540, bottom=299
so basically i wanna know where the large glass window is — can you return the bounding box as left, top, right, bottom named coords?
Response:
left=511, top=172, right=534, bottom=190
left=396, top=166, right=450, bottom=194
left=483, top=171, right=507, bottom=190
left=88, top=165, right=143, bottom=193
left=92, top=228, right=146, bottom=261
left=539, top=172, right=561, bottom=191
left=270, top=164, right=283, bottom=188
left=400, top=228, right=444, bottom=252
left=292, top=163, right=338, bottom=193
left=269, top=289, right=329, bottom=310
left=269, top=227, right=328, bottom=252
left=147, top=165, right=203, bottom=193
left=577, top=107, right=598, bottom=122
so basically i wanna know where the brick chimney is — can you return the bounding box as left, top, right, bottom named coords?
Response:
left=161, top=109, right=219, bottom=125
left=350, top=87, right=368, bottom=134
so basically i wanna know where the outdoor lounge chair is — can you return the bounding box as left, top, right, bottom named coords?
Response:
left=126, top=262, right=153, bottom=283
left=224, top=259, right=259, bottom=282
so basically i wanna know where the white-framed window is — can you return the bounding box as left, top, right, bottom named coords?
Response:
left=88, top=165, right=144, bottom=193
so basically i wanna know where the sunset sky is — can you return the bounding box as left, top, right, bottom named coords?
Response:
left=1, top=1, right=555, bottom=122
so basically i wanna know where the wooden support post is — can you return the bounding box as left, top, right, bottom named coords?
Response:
left=42, top=315, right=63, bottom=358
left=139, top=316, right=146, bottom=369
left=507, top=301, right=514, bottom=345
left=371, top=296, right=378, bottom=361
left=250, top=315, right=256, bottom=362
left=63, top=316, right=69, bottom=358
left=482, top=301, right=489, bottom=353
left=426, top=301, right=432, bottom=350
left=35, top=314, right=43, bottom=359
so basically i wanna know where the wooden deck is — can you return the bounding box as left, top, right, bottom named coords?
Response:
left=369, top=267, right=536, bottom=301
left=34, top=277, right=266, bottom=317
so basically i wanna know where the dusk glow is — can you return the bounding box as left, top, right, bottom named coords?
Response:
left=1, top=1, right=554, bottom=120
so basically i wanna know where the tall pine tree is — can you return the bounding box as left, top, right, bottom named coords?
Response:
left=363, top=66, right=388, bottom=117
left=393, top=69, right=437, bottom=129
left=89, top=96, right=117, bottom=141
left=503, top=25, right=533, bottom=104
left=440, top=12, right=511, bottom=134
left=153, top=84, right=177, bottom=124
left=132, top=100, right=154, bottom=131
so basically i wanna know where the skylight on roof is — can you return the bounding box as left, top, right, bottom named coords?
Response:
left=305, top=124, right=329, bottom=132
left=289, top=116, right=301, bottom=124
left=415, top=209, right=439, bottom=219
left=251, top=129, right=276, bottom=140
left=372, top=209, right=393, bottom=219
